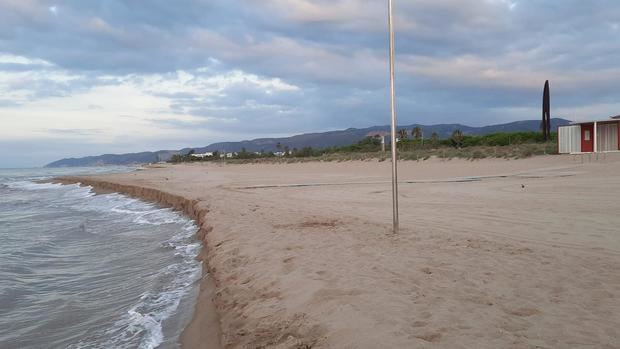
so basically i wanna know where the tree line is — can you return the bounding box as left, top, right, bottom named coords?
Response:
left=169, top=130, right=557, bottom=163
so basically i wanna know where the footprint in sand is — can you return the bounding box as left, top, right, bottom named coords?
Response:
left=282, top=256, right=296, bottom=274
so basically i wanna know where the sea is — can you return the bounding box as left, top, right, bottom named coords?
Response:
left=0, top=167, right=202, bottom=349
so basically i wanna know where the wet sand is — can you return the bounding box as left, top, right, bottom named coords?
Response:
left=59, top=154, right=620, bottom=348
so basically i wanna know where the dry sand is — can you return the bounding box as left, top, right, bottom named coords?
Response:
left=60, top=154, right=620, bottom=348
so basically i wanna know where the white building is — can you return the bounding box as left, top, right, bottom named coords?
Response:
left=190, top=152, right=214, bottom=158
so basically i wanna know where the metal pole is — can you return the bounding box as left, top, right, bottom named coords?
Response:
left=387, top=0, right=399, bottom=233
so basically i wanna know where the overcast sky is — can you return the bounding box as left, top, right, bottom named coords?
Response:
left=1, top=0, right=619, bottom=167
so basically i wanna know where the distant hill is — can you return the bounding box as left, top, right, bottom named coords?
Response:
left=45, top=151, right=179, bottom=168
left=45, top=118, right=570, bottom=167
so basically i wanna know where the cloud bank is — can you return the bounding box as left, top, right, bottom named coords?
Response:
left=1, top=0, right=619, bottom=166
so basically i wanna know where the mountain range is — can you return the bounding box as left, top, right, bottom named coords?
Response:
left=46, top=118, right=570, bottom=167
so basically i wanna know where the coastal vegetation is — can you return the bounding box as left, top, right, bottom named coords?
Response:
left=170, top=131, right=558, bottom=164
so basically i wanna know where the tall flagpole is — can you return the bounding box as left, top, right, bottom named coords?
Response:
left=387, top=0, right=399, bottom=233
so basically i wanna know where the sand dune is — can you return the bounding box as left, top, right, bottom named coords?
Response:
left=60, top=154, right=620, bottom=348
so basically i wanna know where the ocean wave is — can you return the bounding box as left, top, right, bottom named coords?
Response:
left=9, top=178, right=188, bottom=227
left=6, top=178, right=191, bottom=228
left=6, top=180, right=183, bottom=227
left=6, top=180, right=63, bottom=191
left=68, top=190, right=184, bottom=226
left=4, top=176, right=202, bottom=349
left=62, top=185, right=96, bottom=199
left=112, top=207, right=186, bottom=226
left=134, top=215, right=185, bottom=226
left=68, top=223, right=201, bottom=349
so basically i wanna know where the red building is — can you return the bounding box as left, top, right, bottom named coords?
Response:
left=558, top=115, right=620, bottom=154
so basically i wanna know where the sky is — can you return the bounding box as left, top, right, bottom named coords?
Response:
left=1, top=0, right=619, bottom=167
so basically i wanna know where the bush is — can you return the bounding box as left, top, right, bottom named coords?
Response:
left=518, top=145, right=538, bottom=158
left=335, top=137, right=382, bottom=153
left=471, top=150, right=486, bottom=159
left=461, top=132, right=554, bottom=147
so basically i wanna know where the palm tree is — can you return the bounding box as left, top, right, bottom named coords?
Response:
left=412, top=126, right=423, bottom=144
left=430, top=132, right=440, bottom=147
left=451, top=129, right=464, bottom=148
left=398, top=129, right=408, bottom=140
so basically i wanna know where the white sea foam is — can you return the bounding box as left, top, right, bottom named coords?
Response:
left=13, top=178, right=188, bottom=227
left=8, top=180, right=184, bottom=227
left=69, top=222, right=201, bottom=349
left=109, top=206, right=186, bottom=226
left=6, top=180, right=63, bottom=191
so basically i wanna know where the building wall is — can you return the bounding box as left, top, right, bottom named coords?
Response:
left=597, top=122, right=619, bottom=152
left=558, top=125, right=581, bottom=154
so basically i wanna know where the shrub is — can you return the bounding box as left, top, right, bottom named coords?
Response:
left=472, top=150, right=486, bottom=159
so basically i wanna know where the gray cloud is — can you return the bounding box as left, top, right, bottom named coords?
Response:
left=46, top=128, right=104, bottom=136
left=1, top=0, right=619, bottom=166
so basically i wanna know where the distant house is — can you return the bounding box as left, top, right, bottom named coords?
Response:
left=367, top=131, right=389, bottom=138
left=274, top=151, right=286, bottom=157
left=558, top=115, right=620, bottom=153
left=190, top=152, right=214, bottom=159
left=367, top=131, right=388, bottom=145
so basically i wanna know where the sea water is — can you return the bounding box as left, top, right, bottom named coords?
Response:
left=0, top=168, right=202, bottom=349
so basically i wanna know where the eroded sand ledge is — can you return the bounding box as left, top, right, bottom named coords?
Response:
left=55, top=157, right=620, bottom=348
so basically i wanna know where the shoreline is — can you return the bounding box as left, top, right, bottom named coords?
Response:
left=54, top=177, right=223, bottom=349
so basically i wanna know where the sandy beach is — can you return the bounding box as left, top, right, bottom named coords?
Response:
left=59, top=154, right=620, bottom=348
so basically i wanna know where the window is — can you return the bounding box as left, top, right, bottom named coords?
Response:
left=584, top=129, right=591, bottom=141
